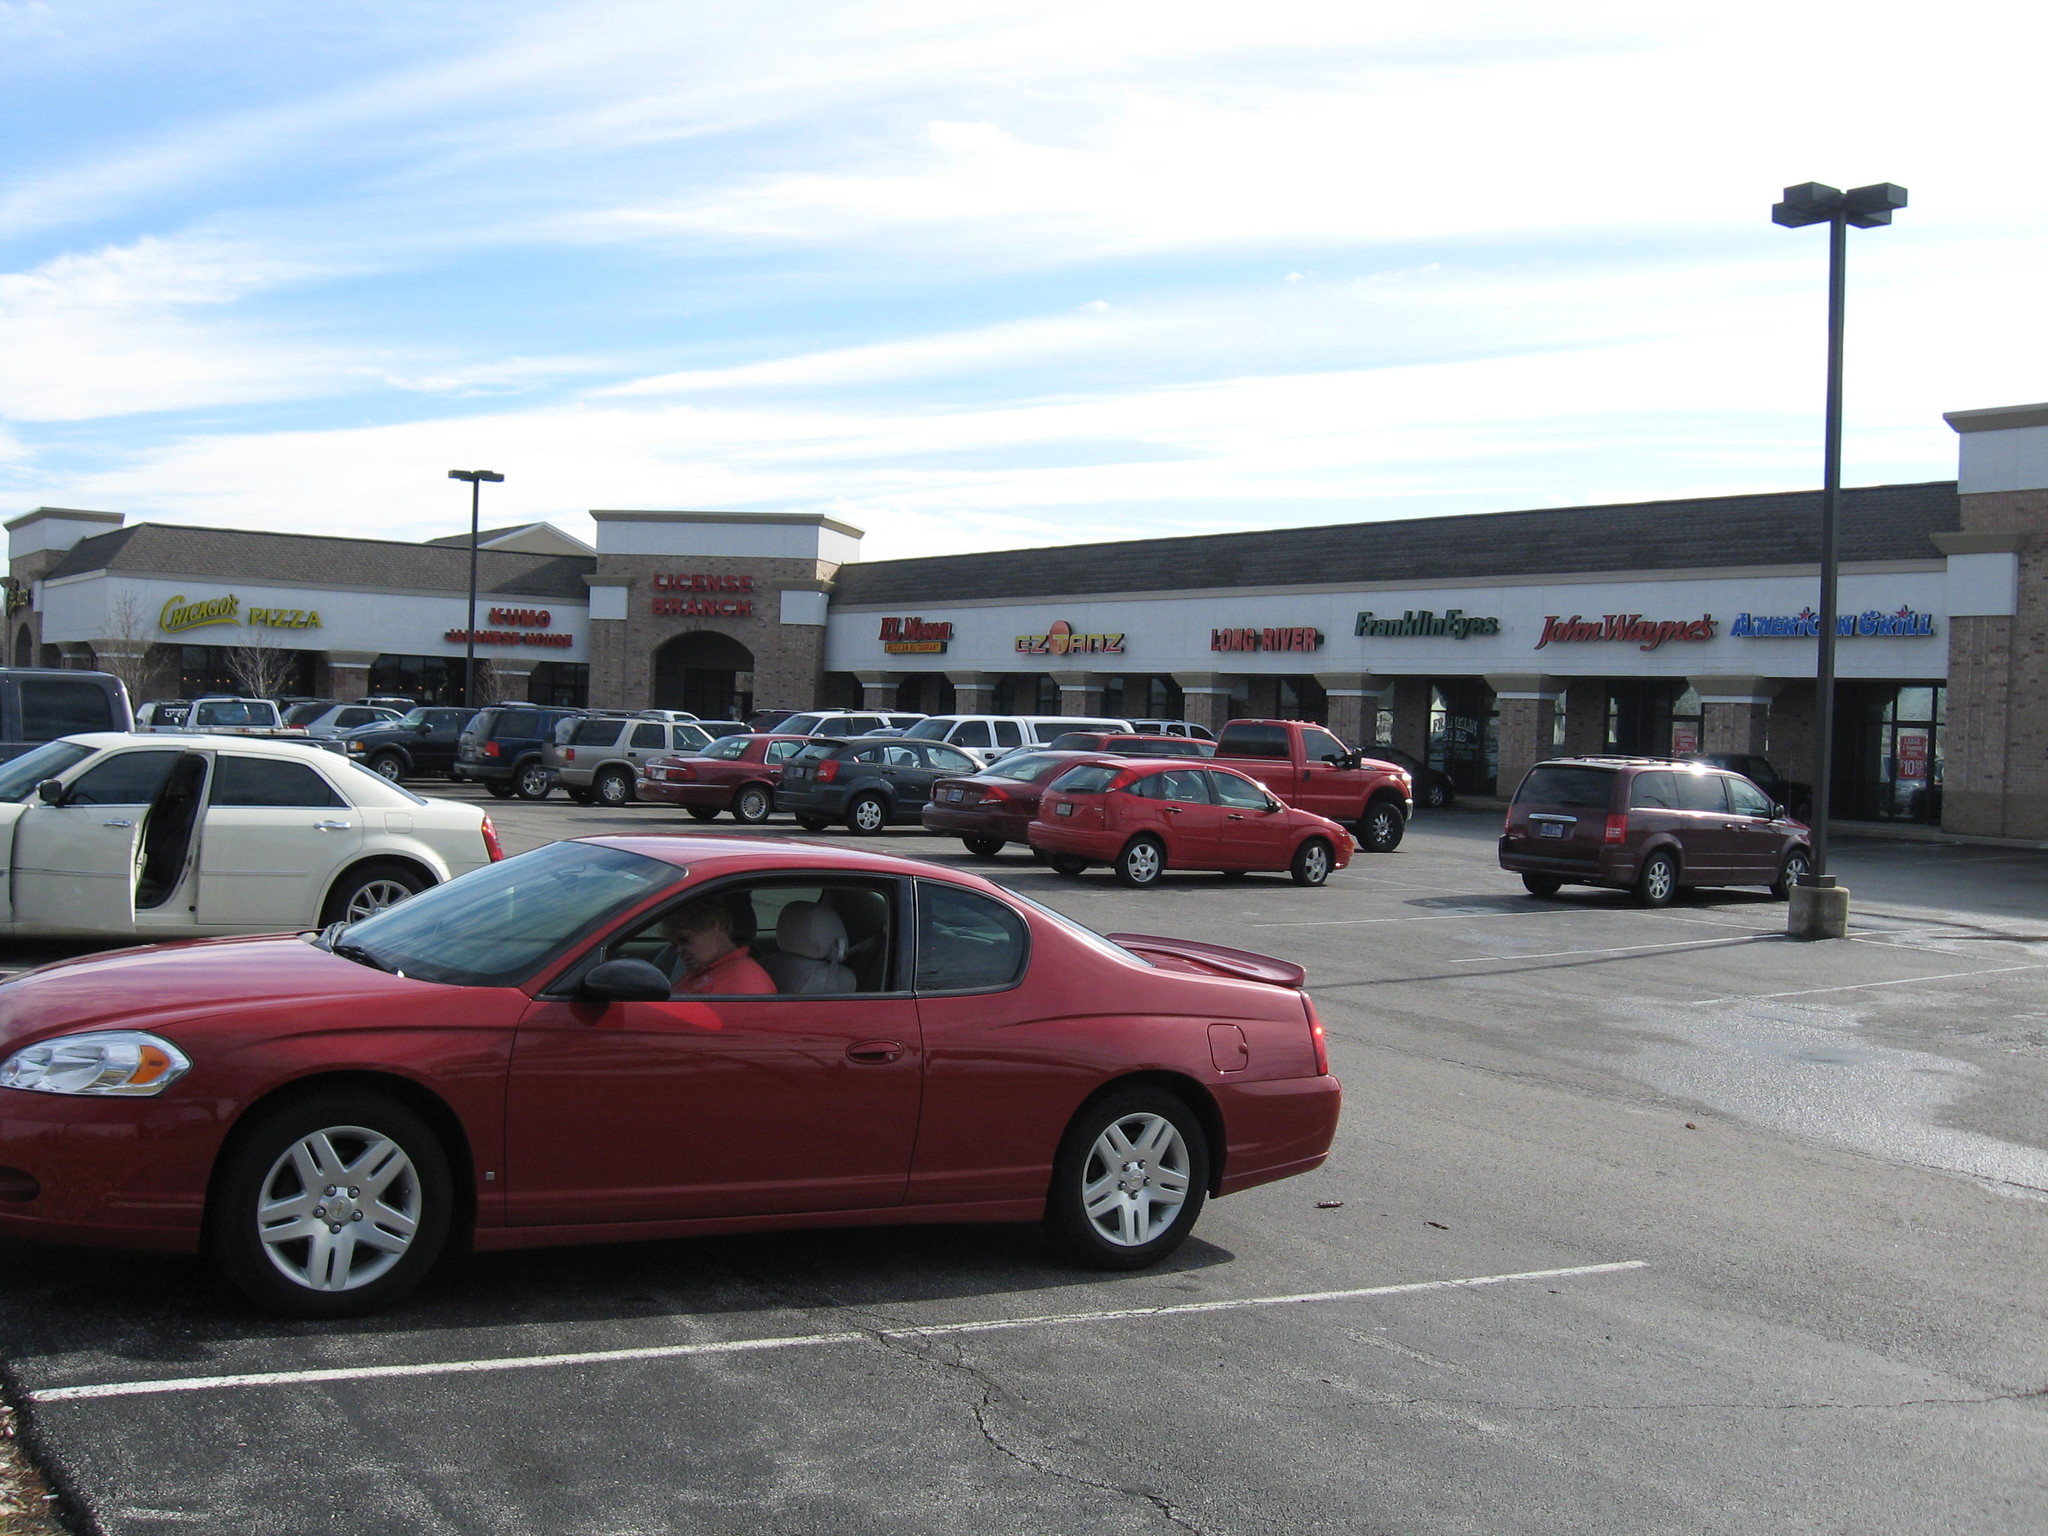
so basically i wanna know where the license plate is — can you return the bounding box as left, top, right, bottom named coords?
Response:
left=944, top=787, right=962, bottom=802
left=1055, top=802, right=1073, bottom=816
left=1538, top=822, right=1566, bottom=839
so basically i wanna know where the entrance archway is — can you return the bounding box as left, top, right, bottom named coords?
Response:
left=653, top=631, right=754, bottom=719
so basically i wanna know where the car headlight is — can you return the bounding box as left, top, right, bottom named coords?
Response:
left=346, top=740, right=367, bottom=754
left=0, top=1031, right=192, bottom=1097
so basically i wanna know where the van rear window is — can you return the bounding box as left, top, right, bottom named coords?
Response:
left=19, top=679, right=117, bottom=737
left=1515, top=766, right=1616, bottom=809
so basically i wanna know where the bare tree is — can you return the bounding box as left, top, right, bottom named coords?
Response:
left=224, top=626, right=296, bottom=700
left=94, top=591, right=164, bottom=707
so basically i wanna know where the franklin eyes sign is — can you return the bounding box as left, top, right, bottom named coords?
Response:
left=1354, top=609, right=1500, bottom=639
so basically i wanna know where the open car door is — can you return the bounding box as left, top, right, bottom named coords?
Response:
left=9, top=762, right=164, bottom=936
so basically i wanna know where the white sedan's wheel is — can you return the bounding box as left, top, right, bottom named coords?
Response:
left=345, top=877, right=418, bottom=922
left=257, top=1126, right=422, bottom=1292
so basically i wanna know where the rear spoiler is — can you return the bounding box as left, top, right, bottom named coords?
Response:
left=1105, top=933, right=1306, bottom=989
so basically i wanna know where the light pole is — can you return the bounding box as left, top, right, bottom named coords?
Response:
left=448, top=469, right=504, bottom=707
left=1770, top=181, right=1904, bottom=938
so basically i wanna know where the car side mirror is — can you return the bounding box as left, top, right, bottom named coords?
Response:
left=414, top=721, right=431, bottom=733
left=580, top=958, right=673, bottom=1003
left=1772, top=803, right=1787, bottom=821
left=1264, top=796, right=1285, bottom=813
left=36, top=779, right=66, bottom=805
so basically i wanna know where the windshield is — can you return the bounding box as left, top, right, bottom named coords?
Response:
left=1049, top=764, right=1120, bottom=794
left=284, top=703, right=330, bottom=727
left=195, top=700, right=277, bottom=727
left=989, top=753, right=1075, bottom=784
left=336, top=841, right=675, bottom=986
left=780, top=714, right=824, bottom=736
left=0, top=740, right=96, bottom=802
left=902, top=719, right=950, bottom=741
left=398, top=709, right=431, bottom=726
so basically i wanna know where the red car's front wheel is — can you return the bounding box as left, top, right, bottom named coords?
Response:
left=211, top=1091, right=454, bottom=1318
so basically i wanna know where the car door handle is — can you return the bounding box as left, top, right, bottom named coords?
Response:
left=1226, top=813, right=1247, bottom=821
left=1163, top=806, right=1182, bottom=814
left=846, top=1040, right=905, bottom=1064
left=102, top=819, right=134, bottom=828
left=313, top=820, right=352, bottom=831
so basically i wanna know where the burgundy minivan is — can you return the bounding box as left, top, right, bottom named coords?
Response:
left=1499, top=757, right=1813, bottom=905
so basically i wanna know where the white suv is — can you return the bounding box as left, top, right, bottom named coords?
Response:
left=775, top=711, right=926, bottom=739
left=901, top=714, right=1134, bottom=765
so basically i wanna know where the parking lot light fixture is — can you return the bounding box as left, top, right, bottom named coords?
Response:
left=448, top=470, right=505, bottom=708
left=1771, top=181, right=1905, bottom=939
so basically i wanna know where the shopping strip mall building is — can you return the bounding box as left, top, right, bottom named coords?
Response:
left=9, top=400, right=2045, bottom=837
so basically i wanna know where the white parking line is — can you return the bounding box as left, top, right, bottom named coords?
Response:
left=29, top=1260, right=1647, bottom=1404
left=1453, top=934, right=1771, bottom=963
left=1687, top=961, right=2048, bottom=1005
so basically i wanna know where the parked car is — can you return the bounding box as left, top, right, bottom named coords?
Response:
left=548, top=717, right=717, bottom=806
left=1043, top=732, right=1217, bottom=758
left=901, top=714, right=1133, bottom=764
left=1031, top=760, right=1355, bottom=888
left=774, top=736, right=985, bottom=832
left=692, top=719, right=752, bottom=740
left=775, top=711, right=928, bottom=740
left=355, top=696, right=417, bottom=711
left=1127, top=719, right=1217, bottom=741
left=0, top=668, right=131, bottom=763
left=0, top=836, right=1341, bottom=1315
left=451, top=704, right=588, bottom=799
left=637, top=733, right=814, bottom=822
left=748, top=708, right=803, bottom=731
left=1209, top=719, right=1413, bottom=853
left=290, top=702, right=405, bottom=739
left=342, top=707, right=482, bottom=781
left=1365, top=746, right=1458, bottom=810
left=635, top=709, right=699, bottom=724
left=0, top=732, right=501, bottom=937
left=1678, top=753, right=1813, bottom=821
left=1498, top=756, right=1814, bottom=905
left=143, top=697, right=295, bottom=735
left=920, top=750, right=1108, bottom=855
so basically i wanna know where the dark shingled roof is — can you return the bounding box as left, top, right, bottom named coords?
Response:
left=832, top=481, right=1961, bottom=606
left=47, top=522, right=597, bottom=601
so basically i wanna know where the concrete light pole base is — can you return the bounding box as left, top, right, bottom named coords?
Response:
left=1787, top=881, right=1851, bottom=940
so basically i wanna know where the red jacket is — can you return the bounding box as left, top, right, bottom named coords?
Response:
left=677, top=945, right=777, bottom=996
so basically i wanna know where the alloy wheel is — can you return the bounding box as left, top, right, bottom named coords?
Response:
left=1117, top=839, right=1163, bottom=887
left=255, top=1126, right=422, bottom=1293
left=370, top=756, right=404, bottom=781
left=345, top=878, right=417, bottom=922
left=850, top=797, right=886, bottom=833
left=1079, top=1112, right=1193, bottom=1248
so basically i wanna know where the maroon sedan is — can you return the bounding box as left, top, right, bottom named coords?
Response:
left=637, top=732, right=811, bottom=823
left=1031, top=760, right=1356, bottom=888
left=0, top=837, right=1340, bottom=1316
left=920, top=749, right=1106, bottom=856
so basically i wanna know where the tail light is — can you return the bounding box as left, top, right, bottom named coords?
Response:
left=480, top=815, right=505, bottom=862
left=564, top=747, right=576, bottom=762
left=1604, top=813, right=1628, bottom=844
left=1304, top=995, right=1330, bottom=1076
left=668, top=763, right=694, bottom=780
left=814, top=760, right=840, bottom=783
left=1106, top=768, right=1143, bottom=792
left=976, top=785, right=1006, bottom=803
left=484, top=740, right=502, bottom=758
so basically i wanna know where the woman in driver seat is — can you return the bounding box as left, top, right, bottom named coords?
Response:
left=662, top=897, right=777, bottom=996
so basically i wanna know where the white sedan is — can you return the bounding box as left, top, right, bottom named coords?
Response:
left=0, top=733, right=502, bottom=939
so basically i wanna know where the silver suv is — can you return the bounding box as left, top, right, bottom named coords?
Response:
left=547, top=716, right=715, bottom=806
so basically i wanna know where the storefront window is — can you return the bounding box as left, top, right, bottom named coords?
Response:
left=1607, top=680, right=1700, bottom=756
left=1429, top=681, right=1497, bottom=795
left=526, top=661, right=589, bottom=708
left=370, top=654, right=463, bottom=706
left=1834, top=681, right=1944, bottom=823
left=1277, top=676, right=1327, bottom=724
left=177, top=644, right=314, bottom=699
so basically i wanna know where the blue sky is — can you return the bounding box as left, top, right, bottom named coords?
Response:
left=3, top=0, right=2044, bottom=561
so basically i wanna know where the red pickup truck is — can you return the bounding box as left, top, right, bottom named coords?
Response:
left=1209, top=719, right=1413, bottom=852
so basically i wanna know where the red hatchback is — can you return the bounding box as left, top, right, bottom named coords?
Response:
left=0, top=837, right=1340, bottom=1315
left=1031, top=760, right=1355, bottom=888
left=638, top=733, right=811, bottom=823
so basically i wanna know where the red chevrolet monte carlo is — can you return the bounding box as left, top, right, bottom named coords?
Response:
left=637, top=732, right=812, bottom=824
left=0, top=837, right=1340, bottom=1316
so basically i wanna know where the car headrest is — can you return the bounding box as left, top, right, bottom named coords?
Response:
left=775, top=901, right=848, bottom=962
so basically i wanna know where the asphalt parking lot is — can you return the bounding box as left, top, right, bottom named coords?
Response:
left=3, top=789, right=2045, bottom=1535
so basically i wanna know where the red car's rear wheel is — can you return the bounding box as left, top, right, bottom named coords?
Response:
left=1045, top=1088, right=1209, bottom=1269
